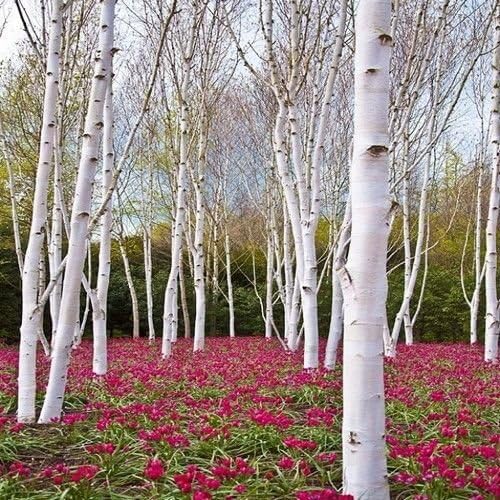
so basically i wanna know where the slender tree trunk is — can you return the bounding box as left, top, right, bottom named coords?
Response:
left=48, top=137, right=63, bottom=348
left=143, top=229, right=155, bottom=340
left=401, top=137, right=413, bottom=344
left=224, top=230, right=235, bottom=338
left=37, top=251, right=50, bottom=356
left=485, top=7, right=500, bottom=363
left=73, top=244, right=91, bottom=348
left=283, top=209, right=297, bottom=344
left=119, top=239, right=140, bottom=340
left=325, top=202, right=351, bottom=370
left=265, top=235, right=274, bottom=339
left=0, top=118, right=24, bottom=275
left=192, top=112, right=208, bottom=352
left=390, top=29, right=445, bottom=355
left=17, top=0, right=62, bottom=423
left=162, top=28, right=195, bottom=357
left=171, top=277, right=178, bottom=343
left=38, top=0, right=115, bottom=423
left=471, top=165, right=483, bottom=344
left=325, top=273, right=343, bottom=369
left=92, top=75, right=114, bottom=375
left=192, top=188, right=206, bottom=351
left=179, top=251, right=191, bottom=339
left=339, top=0, right=391, bottom=496
left=144, top=160, right=155, bottom=340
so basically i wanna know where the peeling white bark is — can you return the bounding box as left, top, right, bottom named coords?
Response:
left=93, top=75, right=114, bottom=375
left=18, top=0, right=62, bottom=423
left=162, top=10, right=197, bottom=357
left=339, top=0, right=391, bottom=496
left=38, top=0, right=115, bottom=423
left=119, top=239, right=140, bottom=340
left=485, top=6, right=500, bottom=363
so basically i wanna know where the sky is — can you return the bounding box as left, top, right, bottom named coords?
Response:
left=0, top=3, right=23, bottom=60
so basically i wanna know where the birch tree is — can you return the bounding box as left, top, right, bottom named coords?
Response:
left=17, top=0, right=62, bottom=423
left=257, top=0, right=348, bottom=368
left=38, top=0, right=115, bottom=423
left=92, top=74, right=114, bottom=375
left=337, top=0, right=391, bottom=496
left=162, top=0, right=202, bottom=357
left=485, top=5, right=500, bottom=363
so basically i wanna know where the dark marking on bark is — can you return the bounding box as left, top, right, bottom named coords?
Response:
left=379, top=34, right=392, bottom=45
left=367, top=145, right=388, bottom=156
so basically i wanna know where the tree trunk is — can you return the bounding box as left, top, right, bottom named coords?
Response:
left=38, top=0, right=115, bottom=424
left=339, top=0, right=391, bottom=496
left=17, top=0, right=62, bottom=423
left=0, top=118, right=24, bottom=275
left=119, top=240, right=140, bottom=340
left=485, top=7, right=500, bottom=363
left=324, top=272, right=343, bottom=370
left=471, top=165, right=484, bottom=344
left=325, top=202, right=350, bottom=370
left=179, top=251, right=191, bottom=339
left=162, top=31, right=195, bottom=357
left=92, top=75, right=114, bottom=375
left=144, top=159, right=155, bottom=341
left=265, top=227, right=274, bottom=339
left=192, top=111, right=208, bottom=352
left=48, top=137, right=63, bottom=349
left=192, top=193, right=206, bottom=351
left=390, top=27, right=445, bottom=355
left=224, top=231, right=235, bottom=338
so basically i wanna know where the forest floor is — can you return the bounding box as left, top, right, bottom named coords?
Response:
left=0, top=338, right=498, bottom=499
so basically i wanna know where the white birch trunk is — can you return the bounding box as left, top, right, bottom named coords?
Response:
left=38, top=0, right=115, bottom=423
left=283, top=209, right=297, bottom=344
left=144, top=160, right=155, bottom=340
left=171, top=277, right=178, bottom=343
left=73, top=244, right=91, bottom=348
left=324, top=272, right=343, bottom=370
left=390, top=31, right=445, bottom=354
left=37, top=252, right=51, bottom=357
left=48, top=136, right=63, bottom=348
left=17, top=0, right=62, bottom=423
left=265, top=211, right=274, bottom=339
left=119, top=239, right=140, bottom=340
left=485, top=7, right=500, bottom=363
left=339, top=0, right=391, bottom=496
left=92, top=75, right=114, bottom=375
left=179, top=251, right=191, bottom=339
left=143, top=229, right=155, bottom=340
left=401, top=137, right=413, bottom=345
left=325, top=202, right=351, bottom=370
left=191, top=108, right=208, bottom=352
left=162, top=27, right=195, bottom=357
left=224, top=230, right=235, bottom=338
left=471, top=165, right=483, bottom=344
left=0, top=118, right=24, bottom=275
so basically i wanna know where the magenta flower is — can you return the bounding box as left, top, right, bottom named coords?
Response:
left=144, top=458, right=164, bottom=481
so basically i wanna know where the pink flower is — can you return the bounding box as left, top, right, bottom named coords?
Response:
left=9, top=462, right=31, bottom=477
left=144, top=458, right=164, bottom=480
left=278, top=456, right=295, bottom=470
left=299, top=460, right=311, bottom=476
left=283, top=436, right=318, bottom=451
left=86, top=442, right=116, bottom=454
left=193, top=491, right=212, bottom=500
left=394, top=472, right=418, bottom=485
left=317, top=452, right=337, bottom=464
left=234, top=484, right=247, bottom=494
left=296, top=489, right=353, bottom=499
left=70, top=465, right=99, bottom=482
